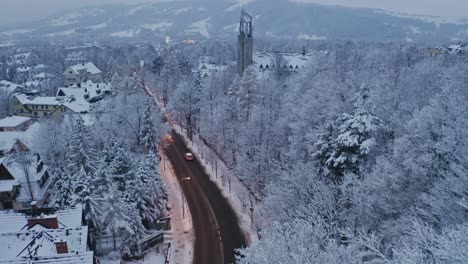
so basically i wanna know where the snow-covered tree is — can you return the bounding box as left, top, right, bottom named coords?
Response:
left=51, top=168, right=74, bottom=207
left=160, top=50, right=182, bottom=107
left=66, top=117, right=98, bottom=175
left=140, top=100, right=158, bottom=153
left=238, top=65, right=259, bottom=121
left=314, top=83, right=382, bottom=184
left=170, top=72, right=204, bottom=140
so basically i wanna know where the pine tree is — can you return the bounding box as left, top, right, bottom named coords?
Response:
left=110, top=72, right=124, bottom=96
left=73, top=166, right=102, bottom=229
left=93, top=166, right=112, bottom=196
left=125, top=153, right=167, bottom=228
left=103, top=137, right=132, bottom=191
left=102, top=185, right=146, bottom=256
left=314, top=83, right=382, bottom=184
left=140, top=100, right=157, bottom=153
left=51, top=168, right=74, bottom=207
left=106, top=57, right=121, bottom=81
left=66, top=117, right=98, bottom=175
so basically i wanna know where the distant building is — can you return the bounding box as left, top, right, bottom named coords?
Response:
left=195, top=63, right=228, bottom=79
left=32, top=72, right=56, bottom=82
left=447, top=44, right=465, bottom=54
left=63, top=62, right=102, bottom=86
left=57, top=81, right=111, bottom=103
left=8, top=52, right=31, bottom=66
left=238, top=9, right=254, bottom=75
left=254, top=51, right=315, bottom=73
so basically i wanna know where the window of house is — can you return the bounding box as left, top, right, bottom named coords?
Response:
left=43, top=112, right=47, bottom=116
left=34, top=112, right=38, bottom=116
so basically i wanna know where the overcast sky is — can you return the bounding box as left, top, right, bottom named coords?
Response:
left=0, top=0, right=467, bottom=27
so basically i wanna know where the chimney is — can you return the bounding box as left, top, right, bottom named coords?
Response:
left=30, top=201, right=38, bottom=211
left=55, top=240, right=68, bottom=254
left=27, top=215, right=59, bottom=229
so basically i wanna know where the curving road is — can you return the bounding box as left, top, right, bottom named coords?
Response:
left=164, top=131, right=246, bottom=264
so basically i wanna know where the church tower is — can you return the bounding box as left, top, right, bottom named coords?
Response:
left=238, top=9, right=253, bottom=75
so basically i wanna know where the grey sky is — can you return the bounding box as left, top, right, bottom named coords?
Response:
left=0, top=0, right=466, bottom=27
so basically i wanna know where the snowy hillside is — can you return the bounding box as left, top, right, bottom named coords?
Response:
left=1, top=0, right=468, bottom=43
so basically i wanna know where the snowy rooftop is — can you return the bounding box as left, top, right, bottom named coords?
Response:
left=33, top=72, right=56, bottom=79
left=253, top=52, right=315, bottom=69
left=62, top=97, right=90, bottom=113
left=58, top=81, right=110, bottom=102
left=0, top=80, right=22, bottom=94
left=0, top=251, right=93, bottom=264
left=14, top=53, right=31, bottom=60
left=0, top=131, right=25, bottom=154
left=67, top=62, right=101, bottom=75
left=0, top=206, right=83, bottom=234
left=15, top=94, right=61, bottom=106
left=0, top=226, right=88, bottom=260
left=65, top=51, right=86, bottom=61
left=24, top=81, right=41, bottom=87
left=0, top=122, right=40, bottom=153
left=0, top=116, right=31, bottom=128
left=17, top=66, right=31, bottom=73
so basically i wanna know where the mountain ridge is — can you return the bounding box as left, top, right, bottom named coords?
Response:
left=1, top=0, right=467, bottom=44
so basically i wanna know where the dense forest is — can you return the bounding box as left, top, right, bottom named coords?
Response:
left=153, top=42, right=468, bottom=263
left=1, top=39, right=466, bottom=262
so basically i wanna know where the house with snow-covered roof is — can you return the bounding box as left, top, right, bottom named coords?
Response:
left=48, top=97, right=90, bottom=117
left=8, top=52, right=31, bottom=66
left=0, top=122, right=40, bottom=156
left=0, top=80, right=23, bottom=96
left=0, top=116, right=34, bottom=132
left=0, top=206, right=93, bottom=264
left=57, top=80, right=111, bottom=103
left=12, top=93, right=61, bottom=118
left=11, top=92, right=90, bottom=118
left=195, top=63, right=228, bottom=79
left=16, top=65, right=49, bottom=83
left=0, top=135, right=29, bottom=156
left=32, top=72, right=56, bottom=82
left=24, top=81, right=42, bottom=90
left=0, top=153, right=51, bottom=210
left=0, top=206, right=83, bottom=233
left=16, top=66, right=32, bottom=82
left=63, top=62, right=102, bottom=86
left=254, top=51, right=314, bottom=73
